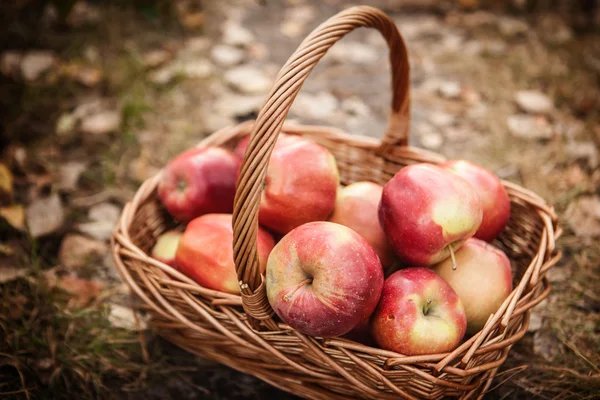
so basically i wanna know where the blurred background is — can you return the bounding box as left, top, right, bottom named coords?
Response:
left=0, top=0, right=599, bottom=399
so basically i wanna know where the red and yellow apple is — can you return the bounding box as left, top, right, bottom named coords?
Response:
left=151, top=230, right=182, bottom=269
left=379, top=164, right=482, bottom=267
left=371, top=267, right=467, bottom=355
left=237, top=134, right=339, bottom=234
left=329, top=181, right=395, bottom=267
left=266, top=221, right=383, bottom=337
left=175, top=214, right=275, bottom=294
left=440, top=160, right=511, bottom=242
left=158, top=147, right=240, bottom=222
left=433, top=238, right=512, bottom=335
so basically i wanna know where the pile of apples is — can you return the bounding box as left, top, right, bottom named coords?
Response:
left=151, top=133, right=513, bottom=356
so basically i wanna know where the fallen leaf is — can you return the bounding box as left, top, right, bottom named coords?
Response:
left=20, top=51, right=57, bottom=81
left=46, top=272, right=103, bottom=307
left=88, top=202, right=121, bottom=222
left=77, top=221, right=115, bottom=241
left=59, top=234, right=108, bottom=269
left=59, top=161, right=87, bottom=192
left=108, top=304, right=148, bottom=331
left=26, top=193, right=64, bottom=237
left=0, top=267, right=27, bottom=284
left=1, top=51, right=22, bottom=78
left=0, top=164, right=13, bottom=197
left=77, top=202, right=121, bottom=240
left=0, top=204, right=26, bottom=230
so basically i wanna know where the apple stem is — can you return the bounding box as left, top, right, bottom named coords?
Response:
left=449, top=244, right=457, bottom=270
left=423, top=299, right=432, bottom=315
left=283, top=278, right=313, bottom=302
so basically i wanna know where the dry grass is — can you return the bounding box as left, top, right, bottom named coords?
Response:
left=0, top=274, right=179, bottom=399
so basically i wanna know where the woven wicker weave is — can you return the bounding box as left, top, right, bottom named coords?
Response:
left=111, top=6, right=562, bottom=399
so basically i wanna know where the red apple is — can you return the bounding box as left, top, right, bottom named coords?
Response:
left=329, top=181, right=395, bottom=267
left=440, top=160, right=511, bottom=242
left=371, top=267, right=467, bottom=355
left=266, top=221, right=383, bottom=337
left=343, top=317, right=375, bottom=346
left=233, top=135, right=251, bottom=159
left=151, top=230, right=182, bottom=269
left=175, top=214, right=275, bottom=294
left=237, top=134, right=339, bottom=234
left=158, top=147, right=240, bottom=222
left=379, top=164, right=482, bottom=267
left=433, top=238, right=512, bottom=335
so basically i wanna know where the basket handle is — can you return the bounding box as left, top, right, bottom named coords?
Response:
left=233, top=5, right=410, bottom=327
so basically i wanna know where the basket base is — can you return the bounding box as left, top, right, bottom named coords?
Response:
left=157, top=328, right=494, bottom=400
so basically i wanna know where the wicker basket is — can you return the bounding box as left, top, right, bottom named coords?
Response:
left=111, top=6, right=562, bottom=399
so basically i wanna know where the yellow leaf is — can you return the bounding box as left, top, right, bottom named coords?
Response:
left=0, top=204, right=26, bottom=230
left=0, top=164, right=13, bottom=196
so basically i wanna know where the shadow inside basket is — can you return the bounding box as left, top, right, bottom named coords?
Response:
left=118, top=130, right=555, bottom=399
